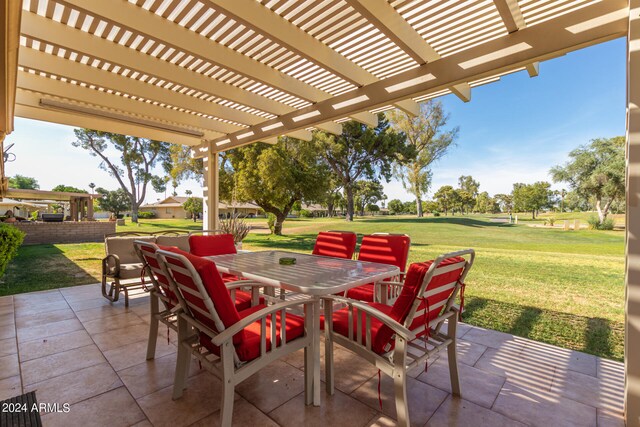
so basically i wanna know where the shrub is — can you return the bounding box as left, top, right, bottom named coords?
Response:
left=432, top=211, right=441, bottom=217
left=548, top=217, right=556, bottom=226
left=0, top=224, right=25, bottom=278
left=587, top=215, right=615, bottom=230
left=219, top=215, right=252, bottom=243
left=299, top=209, right=313, bottom=218
left=137, top=211, right=155, bottom=219
left=267, top=213, right=276, bottom=234
left=600, top=218, right=615, bottom=230
left=587, top=215, right=600, bottom=230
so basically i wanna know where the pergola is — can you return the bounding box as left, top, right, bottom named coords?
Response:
left=0, top=0, right=638, bottom=423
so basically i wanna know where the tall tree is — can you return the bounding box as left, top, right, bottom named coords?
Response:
left=387, top=199, right=404, bottom=215
left=73, top=129, right=170, bottom=223
left=230, top=137, right=329, bottom=235
left=314, top=114, right=410, bottom=221
left=95, top=187, right=129, bottom=217
left=388, top=101, right=458, bottom=217
left=8, top=175, right=39, bottom=189
left=512, top=182, right=552, bottom=219
left=458, top=175, right=480, bottom=197
left=550, top=137, right=625, bottom=222
left=182, top=197, right=203, bottom=222
left=494, top=193, right=513, bottom=214
left=52, top=184, right=87, bottom=193
left=434, top=185, right=455, bottom=216
left=353, top=180, right=386, bottom=216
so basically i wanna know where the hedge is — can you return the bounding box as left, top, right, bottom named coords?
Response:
left=0, top=224, right=25, bottom=278
left=137, top=211, right=156, bottom=219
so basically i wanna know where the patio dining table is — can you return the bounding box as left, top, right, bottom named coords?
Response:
left=205, top=250, right=400, bottom=406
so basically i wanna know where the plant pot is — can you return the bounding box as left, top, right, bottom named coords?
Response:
left=235, top=241, right=243, bottom=251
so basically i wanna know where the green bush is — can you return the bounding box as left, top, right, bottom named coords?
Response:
left=266, top=213, right=276, bottom=234
left=587, top=215, right=600, bottom=230
left=299, top=209, right=313, bottom=218
left=587, top=215, right=615, bottom=230
left=0, top=224, right=25, bottom=278
left=600, top=218, right=615, bottom=230
left=137, top=211, right=155, bottom=219
left=432, top=211, right=441, bottom=217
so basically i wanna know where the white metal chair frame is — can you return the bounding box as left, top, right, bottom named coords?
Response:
left=323, top=249, right=475, bottom=427
left=155, top=249, right=315, bottom=427
left=134, top=240, right=266, bottom=361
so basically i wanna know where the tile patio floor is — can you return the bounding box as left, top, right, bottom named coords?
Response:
left=0, top=284, right=626, bottom=426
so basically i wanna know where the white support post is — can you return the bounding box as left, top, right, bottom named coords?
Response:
left=202, top=142, right=219, bottom=232
left=626, top=2, right=640, bottom=425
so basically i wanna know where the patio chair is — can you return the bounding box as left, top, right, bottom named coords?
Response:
left=322, top=249, right=475, bottom=427
left=102, top=232, right=156, bottom=306
left=345, top=233, right=411, bottom=303
left=135, top=241, right=266, bottom=359
left=155, top=249, right=314, bottom=427
left=311, top=230, right=357, bottom=259
left=134, top=240, right=182, bottom=360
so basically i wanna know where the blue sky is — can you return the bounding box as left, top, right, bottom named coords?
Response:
left=4, top=38, right=626, bottom=203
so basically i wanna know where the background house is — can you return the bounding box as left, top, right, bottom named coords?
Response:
left=141, top=197, right=263, bottom=219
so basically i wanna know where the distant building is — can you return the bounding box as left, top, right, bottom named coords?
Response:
left=140, top=196, right=263, bottom=219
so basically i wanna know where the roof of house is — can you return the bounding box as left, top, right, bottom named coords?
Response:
left=141, top=196, right=262, bottom=210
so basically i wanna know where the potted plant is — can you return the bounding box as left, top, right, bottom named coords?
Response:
left=219, top=215, right=251, bottom=250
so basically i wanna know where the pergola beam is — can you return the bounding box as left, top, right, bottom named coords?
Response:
left=526, top=62, right=540, bottom=77
left=15, top=92, right=204, bottom=145
left=494, top=0, right=527, bottom=33
left=345, top=0, right=439, bottom=64
left=207, top=0, right=377, bottom=86
left=315, top=121, right=342, bottom=135
left=205, top=0, right=627, bottom=150
left=18, top=47, right=264, bottom=127
left=17, top=73, right=228, bottom=137
left=59, top=0, right=329, bottom=104
left=450, top=83, right=472, bottom=103
left=349, top=112, right=378, bottom=128
left=393, top=99, right=420, bottom=117
left=20, top=11, right=292, bottom=116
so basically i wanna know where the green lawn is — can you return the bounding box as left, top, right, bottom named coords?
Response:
left=2, top=215, right=625, bottom=361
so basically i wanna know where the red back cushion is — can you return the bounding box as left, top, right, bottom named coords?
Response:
left=312, top=231, right=357, bottom=259
left=163, top=250, right=243, bottom=342
left=357, top=234, right=410, bottom=272
left=189, top=234, right=237, bottom=257
left=371, top=257, right=466, bottom=352
left=138, top=243, right=178, bottom=307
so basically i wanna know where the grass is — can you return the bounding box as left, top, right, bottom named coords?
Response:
left=2, top=214, right=625, bottom=361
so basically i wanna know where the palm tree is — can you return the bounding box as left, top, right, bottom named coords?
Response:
left=88, top=182, right=95, bottom=192
left=185, top=189, right=192, bottom=197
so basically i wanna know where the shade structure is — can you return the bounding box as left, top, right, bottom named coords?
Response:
left=0, top=0, right=628, bottom=153
left=0, top=0, right=639, bottom=425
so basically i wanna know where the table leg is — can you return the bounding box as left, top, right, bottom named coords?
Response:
left=312, top=297, right=321, bottom=406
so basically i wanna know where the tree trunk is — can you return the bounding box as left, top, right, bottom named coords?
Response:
left=327, top=201, right=334, bottom=217
left=416, top=197, right=423, bottom=217
left=274, top=213, right=286, bottom=235
left=130, top=200, right=139, bottom=223
left=532, top=210, right=535, bottom=220
left=345, top=185, right=355, bottom=221
left=596, top=198, right=613, bottom=223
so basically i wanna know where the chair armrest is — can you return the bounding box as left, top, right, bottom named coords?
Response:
left=224, top=280, right=268, bottom=290
left=102, top=254, right=120, bottom=276
left=321, top=295, right=416, bottom=341
left=210, top=299, right=314, bottom=346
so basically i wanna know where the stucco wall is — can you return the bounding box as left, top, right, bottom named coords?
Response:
left=11, top=221, right=116, bottom=244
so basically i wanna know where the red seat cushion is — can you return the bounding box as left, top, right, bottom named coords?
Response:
left=312, top=231, right=357, bottom=259
left=200, top=305, right=306, bottom=362
left=345, top=283, right=376, bottom=302
left=189, top=234, right=237, bottom=257
left=328, top=302, right=394, bottom=354
left=233, top=290, right=264, bottom=312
